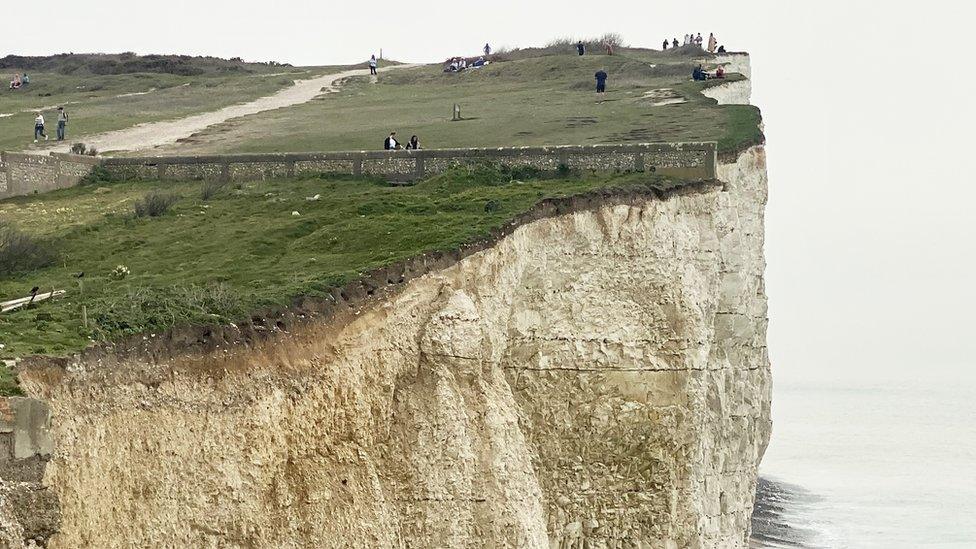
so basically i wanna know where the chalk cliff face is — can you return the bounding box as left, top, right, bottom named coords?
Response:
left=4, top=143, right=770, bottom=549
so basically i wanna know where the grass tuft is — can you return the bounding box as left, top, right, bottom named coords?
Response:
left=0, top=221, right=57, bottom=275
left=133, top=191, right=178, bottom=217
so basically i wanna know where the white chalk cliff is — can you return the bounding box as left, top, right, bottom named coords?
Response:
left=4, top=55, right=769, bottom=549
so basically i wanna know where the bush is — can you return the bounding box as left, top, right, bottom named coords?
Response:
left=133, top=191, right=178, bottom=218
left=0, top=222, right=56, bottom=275
left=89, top=283, right=249, bottom=338
left=69, top=142, right=99, bottom=156
left=200, top=180, right=226, bottom=201
left=78, top=165, right=116, bottom=186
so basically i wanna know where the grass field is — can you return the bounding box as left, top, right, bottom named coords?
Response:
left=151, top=48, right=761, bottom=155
left=0, top=167, right=684, bottom=394
left=0, top=56, right=345, bottom=152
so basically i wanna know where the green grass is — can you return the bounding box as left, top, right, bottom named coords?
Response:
left=0, top=63, right=344, bottom=152
left=0, top=167, right=686, bottom=393
left=148, top=49, right=760, bottom=156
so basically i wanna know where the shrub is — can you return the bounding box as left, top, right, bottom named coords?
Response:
left=133, top=191, right=178, bottom=218
left=78, top=165, right=116, bottom=186
left=0, top=222, right=56, bottom=275
left=69, top=143, right=99, bottom=156
left=200, top=180, right=226, bottom=201
left=89, top=283, right=249, bottom=338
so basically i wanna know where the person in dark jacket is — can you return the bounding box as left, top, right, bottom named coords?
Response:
left=662, top=39, right=669, bottom=50
left=594, top=70, right=608, bottom=93
left=406, top=135, right=421, bottom=150
left=577, top=41, right=585, bottom=56
left=384, top=131, right=399, bottom=150
left=672, top=38, right=679, bottom=48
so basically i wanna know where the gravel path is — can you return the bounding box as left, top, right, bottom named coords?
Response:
left=39, top=65, right=414, bottom=155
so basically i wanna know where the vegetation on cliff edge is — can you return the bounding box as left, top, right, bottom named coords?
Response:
left=0, top=167, right=690, bottom=394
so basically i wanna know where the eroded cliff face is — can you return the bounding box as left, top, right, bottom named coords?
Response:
left=3, top=145, right=770, bottom=549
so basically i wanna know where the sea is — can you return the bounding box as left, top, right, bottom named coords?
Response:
left=750, top=368, right=976, bottom=548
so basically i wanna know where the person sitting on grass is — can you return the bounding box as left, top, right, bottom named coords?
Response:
left=406, top=135, right=421, bottom=150
left=472, top=57, right=487, bottom=68
left=692, top=65, right=707, bottom=81
left=22, top=73, right=30, bottom=86
left=9, top=74, right=21, bottom=90
left=34, top=112, right=48, bottom=143
left=595, top=69, right=608, bottom=93
left=715, top=66, right=726, bottom=79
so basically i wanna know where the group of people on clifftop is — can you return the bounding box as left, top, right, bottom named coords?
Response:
left=661, top=32, right=725, bottom=54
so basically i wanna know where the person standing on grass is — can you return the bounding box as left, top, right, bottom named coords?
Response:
left=369, top=55, right=378, bottom=75
left=695, top=33, right=704, bottom=47
left=662, top=39, right=669, bottom=50
left=484, top=43, right=491, bottom=57
left=605, top=41, right=614, bottom=55
left=577, top=41, right=585, bottom=56
left=33, top=112, right=48, bottom=143
left=673, top=38, right=679, bottom=48
left=708, top=33, right=718, bottom=53
left=56, top=106, right=68, bottom=141
left=594, top=69, right=608, bottom=93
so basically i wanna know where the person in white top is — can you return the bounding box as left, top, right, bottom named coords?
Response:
left=368, top=55, right=378, bottom=76
left=34, top=113, right=47, bottom=143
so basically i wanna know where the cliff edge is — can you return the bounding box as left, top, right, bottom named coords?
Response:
left=1, top=53, right=769, bottom=549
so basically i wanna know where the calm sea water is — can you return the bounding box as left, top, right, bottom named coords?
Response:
left=754, top=369, right=976, bottom=548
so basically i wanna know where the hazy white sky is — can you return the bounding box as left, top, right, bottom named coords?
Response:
left=2, top=1, right=973, bottom=382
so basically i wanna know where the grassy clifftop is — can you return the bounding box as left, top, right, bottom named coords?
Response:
left=0, top=167, right=690, bottom=394
left=154, top=48, right=761, bottom=156
left=0, top=54, right=347, bottom=152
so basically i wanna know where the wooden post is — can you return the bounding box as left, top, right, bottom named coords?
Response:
left=82, top=305, right=88, bottom=329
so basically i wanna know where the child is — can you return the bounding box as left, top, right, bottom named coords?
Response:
left=34, top=112, right=48, bottom=143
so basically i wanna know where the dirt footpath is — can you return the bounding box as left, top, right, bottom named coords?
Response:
left=40, top=65, right=413, bottom=155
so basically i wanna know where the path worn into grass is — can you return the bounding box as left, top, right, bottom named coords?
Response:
left=39, top=65, right=415, bottom=155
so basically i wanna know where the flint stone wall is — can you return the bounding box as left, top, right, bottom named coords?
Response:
left=101, top=143, right=717, bottom=183
left=0, top=152, right=99, bottom=200
left=0, top=143, right=716, bottom=201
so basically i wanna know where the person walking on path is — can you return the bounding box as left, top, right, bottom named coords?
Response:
left=33, top=112, right=48, bottom=143
left=708, top=33, right=718, bottom=53
left=368, top=55, right=378, bottom=75
left=577, top=41, right=585, bottom=56
left=384, top=131, right=399, bottom=150
left=594, top=69, right=608, bottom=93
left=56, top=106, right=68, bottom=141
left=484, top=43, right=491, bottom=57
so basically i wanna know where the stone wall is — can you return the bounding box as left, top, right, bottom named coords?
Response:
left=0, top=152, right=99, bottom=201
left=99, top=143, right=717, bottom=184
left=0, top=144, right=716, bottom=202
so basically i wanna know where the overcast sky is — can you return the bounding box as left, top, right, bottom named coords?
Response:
left=2, top=1, right=973, bottom=383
